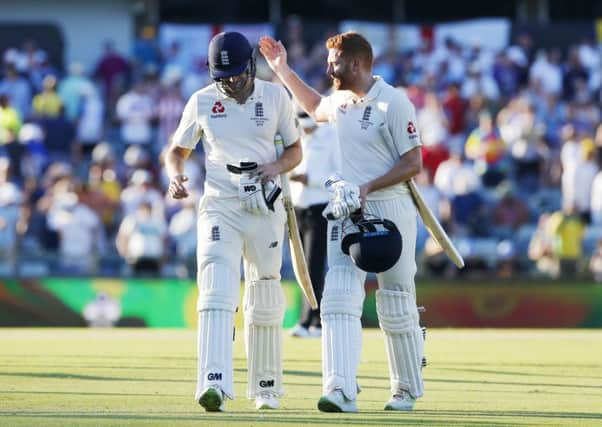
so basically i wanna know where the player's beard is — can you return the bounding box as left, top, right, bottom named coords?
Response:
left=330, top=66, right=353, bottom=91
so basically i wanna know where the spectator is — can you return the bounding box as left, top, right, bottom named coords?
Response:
left=156, top=76, right=185, bottom=150
left=461, top=63, right=500, bottom=102
left=572, top=138, right=599, bottom=223
left=547, top=204, right=586, bottom=278
left=94, top=40, right=131, bottom=109
left=590, top=168, right=602, bottom=226
left=434, top=148, right=479, bottom=198
left=491, top=184, right=530, bottom=239
left=46, top=191, right=105, bottom=274
left=0, top=158, right=21, bottom=273
left=528, top=213, right=557, bottom=277
left=132, top=25, right=161, bottom=72
left=120, top=168, right=164, bottom=219
left=116, top=82, right=154, bottom=148
left=0, top=63, right=32, bottom=119
left=116, top=200, right=166, bottom=276
left=31, top=75, right=62, bottom=118
left=28, top=51, right=59, bottom=94
left=74, top=85, right=105, bottom=158
left=167, top=192, right=199, bottom=275
left=18, top=122, right=48, bottom=181
left=0, top=92, right=22, bottom=143
left=83, top=292, right=122, bottom=327
left=464, top=110, right=508, bottom=188
left=35, top=105, right=75, bottom=164
left=529, top=49, right=563, bottom=97
left=0, top=93, right=24, bottom=182
left=589, top=240, right=602, bottom=282
left=57, top=62, right=95, bottom=123
left=417, top=91, right=449, bottom=178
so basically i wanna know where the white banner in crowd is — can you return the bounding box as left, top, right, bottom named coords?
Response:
left=434, top=19, right=511, bottom=51
left=159, top=23, right=274, bottom=61
left=341, top=18, right=511, bottom=55
left=340, top=21, right=423, bottom=56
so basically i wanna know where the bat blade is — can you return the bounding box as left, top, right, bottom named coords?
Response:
left=407, top=180, right=465, bottom=268
left=275, top=138, right=319, bottom=309
left=378, top=123, right=464, bottom=268
left=283, top=196, right=319, bottom=309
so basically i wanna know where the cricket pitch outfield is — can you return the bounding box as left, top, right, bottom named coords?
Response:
left=0, top=328, right=601, bottom=426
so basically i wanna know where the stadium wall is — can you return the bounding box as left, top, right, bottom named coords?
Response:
left=0, top=0, right=133, bottom=71
left=1, top=278, right=601, bottom=328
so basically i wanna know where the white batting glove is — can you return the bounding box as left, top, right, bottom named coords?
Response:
left=239, top=174, right=270, bottom=215
left=323, top=175, right=361, bottom=220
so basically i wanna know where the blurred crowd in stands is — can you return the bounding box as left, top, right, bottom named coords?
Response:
left=1, top=20, right=602, bottom=281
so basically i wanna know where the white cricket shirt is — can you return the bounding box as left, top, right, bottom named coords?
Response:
left=317, top=77, right=422, bottom=200
left=172, top=79, right=299, bottom=198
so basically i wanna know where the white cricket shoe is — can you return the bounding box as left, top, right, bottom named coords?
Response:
left=289, top=324, right=310, bottom=338
left=317, top=389, right=358, bottom=413
left=308, top=326, right=322, bottom=338
left=384, top=390, right=416, bottom=411
left=198, top=386, right=225, bottom=412
left=255, top=391, right=279, bottom=410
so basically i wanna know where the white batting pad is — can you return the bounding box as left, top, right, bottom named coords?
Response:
left=320, top=265, right=365, bottom=400
left=376, top=289, right=424, bottom=398
left=244, top=279, right=286, bottom=398
left=195, top=263, right=240, bottom=401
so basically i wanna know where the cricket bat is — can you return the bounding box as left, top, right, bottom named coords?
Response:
left=275, top=139, right=319, bottom=309
left=378, top=124, right=465, bottom=268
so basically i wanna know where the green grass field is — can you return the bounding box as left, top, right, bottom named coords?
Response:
left=0, top=328, right=601, bottom=426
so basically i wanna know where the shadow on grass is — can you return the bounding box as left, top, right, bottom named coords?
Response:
left=437, top=366, right=602, bottom=380
left=427, top=377, right=602, bottom=390
left=0, top=411, right=513, bottom=426
left=0, top=372, right=189, bottom=382
left=0, top=390, right=188, bottom=398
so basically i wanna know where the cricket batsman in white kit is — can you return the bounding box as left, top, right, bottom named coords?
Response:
left=260, top=32, right=425, bottom=412
left=165, top=31, right=302, bottom=412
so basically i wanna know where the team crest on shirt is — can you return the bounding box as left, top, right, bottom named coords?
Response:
left=211, top=101, right=227, bottom=118
left=357, top=105, right=373, bottom=130
left=250, top=102, right=269, bottom=127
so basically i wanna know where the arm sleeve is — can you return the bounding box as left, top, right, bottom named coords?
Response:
left=277, top=86, right=301, bottom=147
left=387, top=91, right=422, bottom=157
left=171, top=94, right=203, bottom=149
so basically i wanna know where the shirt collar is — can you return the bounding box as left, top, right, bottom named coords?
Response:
left=349, top=76, right=384, bottom=104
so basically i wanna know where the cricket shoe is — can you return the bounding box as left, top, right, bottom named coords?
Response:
left=384, top=390, right=416, bottom=411
left=198, top=386, right=225, bottom=412
left=317, top=389, right=358, bottom=413
left=289, top=324, right=310, bottom=338
left=255, top=391, right=279, bottom=410
left=308, top=326, right=322, bottom=338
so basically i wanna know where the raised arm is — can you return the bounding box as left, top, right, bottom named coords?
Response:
left=259, top=37, right=328, bottom=122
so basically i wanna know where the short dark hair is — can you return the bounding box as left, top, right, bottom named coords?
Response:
left=326, top=32, right=373, bottom=70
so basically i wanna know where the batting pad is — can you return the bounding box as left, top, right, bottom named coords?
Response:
left=195, top=263, right=240, bottom=401
left=320, top=265, right=365, bottom=400
left=376, top=289, right=424, bottom=398
left=244, top=279, right=286, bottom=398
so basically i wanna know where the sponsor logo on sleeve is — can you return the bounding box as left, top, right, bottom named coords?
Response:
left=407, top=120, right=418, bottom=139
